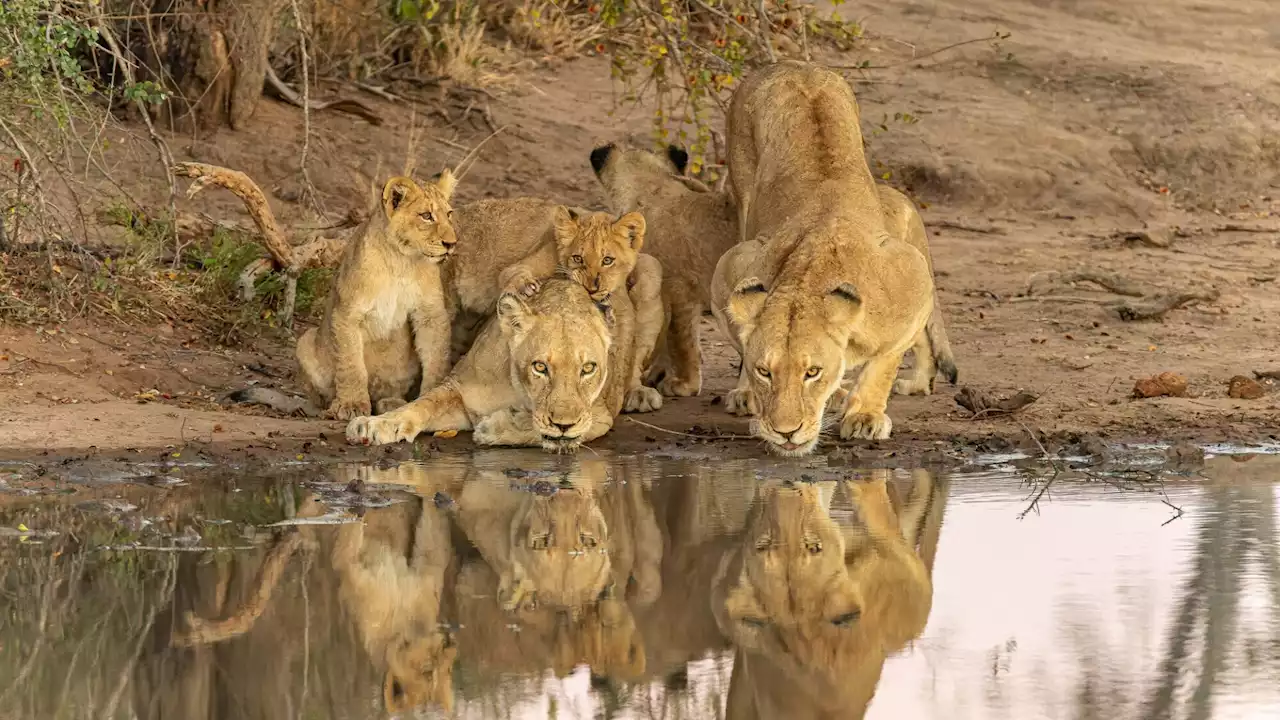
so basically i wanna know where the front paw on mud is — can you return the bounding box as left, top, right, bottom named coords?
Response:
left=656, top=374, right=700, bottom=398
left=840, top=411, right=893, bottom=441
left=623, top=386, right=664, bottom=413
left=325, top=397, right=372, bottom=421
left=345, top=414, right=418, bottom=445
left=724, top=388, right=757, bottom=416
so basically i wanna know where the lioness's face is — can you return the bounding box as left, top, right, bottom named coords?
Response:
left=553, top=207, right=645, bottom=302
left=383, top=631, right=457, bottom=714
left=727, top=281, right=863, bottom=456
left=382, top=170, right=458, bottom=261
left=497, top=281, right=613, bottom=452
left=510, top=485, right=613, bottom=609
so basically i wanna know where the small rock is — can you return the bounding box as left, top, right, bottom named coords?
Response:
left=1227, top=375, right=1266, bottom=400
left=1132, top=372, right=1188, bottom=399
left=1164, top=441, right=1204, bottom=469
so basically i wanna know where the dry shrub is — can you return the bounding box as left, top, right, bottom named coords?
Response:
left=496, top=0, right=604, bottom=58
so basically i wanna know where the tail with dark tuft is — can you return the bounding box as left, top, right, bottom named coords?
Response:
left=925, top=309, right=959, bottom=386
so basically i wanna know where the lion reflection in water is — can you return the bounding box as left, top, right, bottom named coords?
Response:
left=450, top=456, right=662, bottom=681
left=715, top=470, right=946, bottom=720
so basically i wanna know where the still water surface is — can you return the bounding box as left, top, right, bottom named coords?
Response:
left=1, top=450, right=1277, bottom=720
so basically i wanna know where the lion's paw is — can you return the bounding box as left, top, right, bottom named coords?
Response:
left=724, top=387, right=757, bottom=417
left=656, top=374, right=701, bottom=398
left=623, top=386, right=664, bottom=413
left=345, top=414, right=419, bottom=445
left=839, top=411, right=893, bottom=441
left=325, top=396, right=371, bottom=421
left=892, top=377, right=933, bottom=397
left=374, top=396, right=407, bottom=415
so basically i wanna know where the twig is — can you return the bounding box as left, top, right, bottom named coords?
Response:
left=752, top=0, right=777, bottom=62
left=453, top=125, right=509, bottom=182
left=99, top=556, right=177, bottom=720
left=264, top=65, right=383, bottom=125
left=625, top=416, right=752, bottom=440
left=355, top=81, right=402, bottom=102
left=1015, top=420, right=1062, bottom=520
left=289, top=0, right=320, bottom=215
left=831, top=32, right=1010, bottom=70
left=172, top=163, right=294, bottom=268
left=1007, top=295, right=1112, bottom=305
left=90, top=13, right=180, bottom=267
left=925, top=219, right=1007, bottom=235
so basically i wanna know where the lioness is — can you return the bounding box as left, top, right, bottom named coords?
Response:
left=715, top=473, right=940, bottom=720
left=716, top=61, right=942, bottom=455
left=714, top=183, right=959, bottom=416
left=589, top=143, right=738, bottom=398
left=345, top=277, right=634, bottom=452
left=444, top=199, right=665, bottom=413
left=291, top=172, right=459, bottom=420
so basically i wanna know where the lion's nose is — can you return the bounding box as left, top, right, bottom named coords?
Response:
left=588, top=277, right=600, bottom=292
left=552, top=421, right=576, bottom=434
left=441, top=236, right=457, bottom=248
left=776, top=425, right=801, bottom=442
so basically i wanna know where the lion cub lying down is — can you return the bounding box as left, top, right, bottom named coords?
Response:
left=294, top=172, right=459, bottom=420
left=345, top=276, right=636, bottom=452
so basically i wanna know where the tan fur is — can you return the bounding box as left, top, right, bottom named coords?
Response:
left=714, top=183, right=959, bottom=416
left=716, top=61, right=939, bottom=455
left=345, top=277, right=635, bottom=452
left=448, top=455, right=648, bottom=680
left=329, top=488, right=457, bottom=714
left=444, top=199, right=666, bottom=413
left=716, top=473, right=940, bottom=720
left=296, top=172, right=459, bottom=420
left=591, top=143, right=739, bottom=398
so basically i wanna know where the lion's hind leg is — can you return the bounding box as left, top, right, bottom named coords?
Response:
left=892, top=327, right=938, bottom=397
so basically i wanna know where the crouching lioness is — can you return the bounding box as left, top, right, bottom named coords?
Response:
left=713, top=61, right=949, bottom=456
left=345, top=277, right=632, bottom=452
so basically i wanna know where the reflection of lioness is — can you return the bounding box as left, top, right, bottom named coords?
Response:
left=716, top=474, right=941, bottom=720
left=715, top=61, right=943, bottom=454
left=292, top=173, right=459, bottom=420
left=346, top=278, right=630, bottom=452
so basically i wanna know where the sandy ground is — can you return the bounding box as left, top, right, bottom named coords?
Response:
left=3, top=0, right=1279, bottom=462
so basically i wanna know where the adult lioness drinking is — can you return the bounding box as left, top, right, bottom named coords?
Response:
left=345, top=277, right=635, bottom=452
left=717, top=61, right=943, bottom=455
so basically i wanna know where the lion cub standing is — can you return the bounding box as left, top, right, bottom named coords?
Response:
left=296, top=173, right=459, bottom=420
left=589, top=143, right=738, bottom=398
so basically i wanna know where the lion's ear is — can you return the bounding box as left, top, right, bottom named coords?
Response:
left=593, top=296, right=616, bottom=328
left=381, top=176, right=419, bottom=217
left=725, top=276, right=767, bottom=336
left=666, top=144, right=690, bottom=174
left=552, top=205, right=578, bottom=248
left=614, top=211, right=646, bottom=252
left=434, top=167, right=458, bottom=199
left=497, top=292, right=532, bottom=334
left=826, top=281, right=864, bottom=326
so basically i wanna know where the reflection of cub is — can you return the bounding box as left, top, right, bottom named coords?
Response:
left=332, top=494, right=456, bottom=714
left=715, top=471, right=945, bottom=720
left=449, top=455, right=662, bottom=680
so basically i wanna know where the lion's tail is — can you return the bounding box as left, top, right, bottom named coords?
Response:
left=925, top=307, right=959, bottom=386
left=223, top=387, right=318, bottom=417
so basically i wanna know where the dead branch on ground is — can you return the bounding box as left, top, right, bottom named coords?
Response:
left=955, top=386, right=1040, bottom=418
left=1110, top=289, right=1220, bottom=321
left=1026, top=269, right=1147, bottom=297
left=1019, top=267, right=1220, bottom=321
left=1254, top=369, right=1280, bottom=381
left=264, top=65, right=383, bottom=126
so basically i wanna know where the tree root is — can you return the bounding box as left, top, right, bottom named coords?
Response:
left=264, top=65, right=383, bottom=126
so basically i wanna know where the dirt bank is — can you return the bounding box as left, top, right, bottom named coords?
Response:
left=3, top=0, right=1279, bottom=462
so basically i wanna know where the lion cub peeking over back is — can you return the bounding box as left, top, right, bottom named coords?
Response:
left=296, top=172, right=459, bottom=420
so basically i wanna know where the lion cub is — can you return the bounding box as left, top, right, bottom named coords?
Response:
left=445, top=199, right=664, bottom=413
left=589, top=143, right=738, bottom=398
left=296, top=172, right=458, bottom=420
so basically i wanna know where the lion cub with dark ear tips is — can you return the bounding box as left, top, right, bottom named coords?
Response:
left=295, top=172, right=460, bottom=420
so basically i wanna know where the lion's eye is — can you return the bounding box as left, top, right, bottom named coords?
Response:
left=572, top=254, right=584, bottom=265
left=530, top=534, right=550, bottom=550
left=579, top=533, right=597, bottom=548
left=532, top=361, right=548, bottom=375
left=420, top=211, right=434, bottom=222
left=754, top=536, right=772, bottom=552
left=602, top=256, right=614, bottom=266
left=741, top=617, right=767, bottom=628
left=831, top=611, right=860, bottom=627
left=581, top=361, right=597, bottom=376
left=805, top=366, right=821, bottom=379
left=755, top=366, right=771, bottom=380
left=806, top=540, right=822, bottom=555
